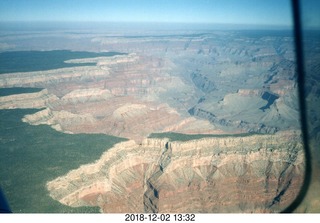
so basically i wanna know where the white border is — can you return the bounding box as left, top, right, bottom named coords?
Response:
left=1, top=214, right=320, bottom=223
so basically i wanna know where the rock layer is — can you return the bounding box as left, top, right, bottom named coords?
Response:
left=46, top=130, right=304, bottom=213
left=0, top=89, right=58, bottom=109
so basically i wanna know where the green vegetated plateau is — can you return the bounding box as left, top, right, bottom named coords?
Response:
left=0, top=108, right=126, bottom=213
left=0, top=50, right=126, bottom=74
left=0, top=87, right=44, bottom=96
left=148, top=131, right=264, bottom=142
left=0, top=49, right=124, bottom=212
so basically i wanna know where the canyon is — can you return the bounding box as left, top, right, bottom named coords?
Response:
left=0, top=29, right=307, bottom=212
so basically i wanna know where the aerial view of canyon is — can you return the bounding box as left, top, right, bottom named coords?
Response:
left=0, top=0, right=319, bottom=214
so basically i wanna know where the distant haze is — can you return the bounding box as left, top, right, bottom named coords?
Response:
left=0, top=0, right=293, bottom=28
left=0, top=21, right=293, bottom=33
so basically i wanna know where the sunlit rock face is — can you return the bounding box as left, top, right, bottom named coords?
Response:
left=46, top=131, right=304, bottom=213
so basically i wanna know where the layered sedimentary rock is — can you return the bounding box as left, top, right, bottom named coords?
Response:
left=47, top=130, right=304, bottom=213
left=0, top=32, right=301, bottom=140
left=0, top=52, right=220, bottom=141
left=0, top=89, right=58, bottom=109
left=0, top=31, right=306, bottom=213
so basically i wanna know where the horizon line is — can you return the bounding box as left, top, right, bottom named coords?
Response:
left=0, top=21, right=294, bottom=31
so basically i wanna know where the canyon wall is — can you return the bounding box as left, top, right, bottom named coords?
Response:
left=47, top=130, right=304, bottom=213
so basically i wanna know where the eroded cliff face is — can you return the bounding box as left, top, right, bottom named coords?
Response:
left=0, top=89, right=58, bottom=109
left=0, top=53, right=219, bottom=142
left=46, top=130, right=304, bottom=213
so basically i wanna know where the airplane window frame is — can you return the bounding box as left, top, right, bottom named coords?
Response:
left=282, top=0, right=313, bottom=213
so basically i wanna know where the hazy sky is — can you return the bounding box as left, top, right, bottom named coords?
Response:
left=0, top=0, right=294, bottom=27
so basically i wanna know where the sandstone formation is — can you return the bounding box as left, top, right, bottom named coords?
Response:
left=46, top=131, right=304, bottom=213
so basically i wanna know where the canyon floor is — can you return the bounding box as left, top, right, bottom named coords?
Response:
left=0, top=26, right=318, bottom=213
